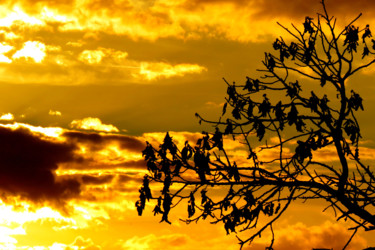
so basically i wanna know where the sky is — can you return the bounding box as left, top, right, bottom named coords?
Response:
left=0, top=0, right=374, bottom=249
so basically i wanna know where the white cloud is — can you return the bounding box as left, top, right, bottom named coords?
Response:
left=12, top=41, right=46, bottom=63
left=0, top=43, right=13, bottom=54
left=0, top=55, right=11, bottom=63
left=0, top=113, right=14, bottom=121
left=0, top=6, right=44, bottom=27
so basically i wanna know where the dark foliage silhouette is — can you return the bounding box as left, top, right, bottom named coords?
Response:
left=137, top=1, right=375, bottom=249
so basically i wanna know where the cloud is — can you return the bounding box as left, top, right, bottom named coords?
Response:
left=252, top=0, right=375, bottom=20
left=138, top=62, right=207, bottom=80
left=78, top=50, right=106, bottom=64
left=70, top=236, right=102, bottom=249
left=70, top=117, right=120, bottom=132
left=0, top=5, right=44, bottom=27
left=0, top=122, right=369, bottom=249
left=0, top=113, right=14, bottom=121
left=121, top=233, right=189, bottom=249
left=205, top=101, right=224, bottom=109
left=50, top=236, right=102, bottom=250
left=30, top=236, right=102, bottom=250
left=0, top=42, right=13, bottom=63
left=81, top=174, right=115, bottom=185
left=0, top=30, right=19, bottom=40
left=0, top=43, right=12, bottom=53
left=1, top=122, right=64, bottom=138
left=0, top=54, right=11, bottom=63
left=119, top=229, right=241, bottom=250
left=60, top=130, right=146, bottom=171
left=0, top=44, right=205, bottom=84
left=0, top=126, right=80, bottom=204
left=12, top=41, right=46, bottom=63
left=0, top=0, right=370, bottom=88
left=49, top=110, right=62, bottom=116
left=0, top=3, right=216, bottom=85
left=0, top=0, right=276, bottom=44
left=270, top=221, right=367, bottom=250
left=78, top=48, right=128, bottom=65
left=0, top=0, right=373, bottom=49
left=63, top=131, right=145, bottom=153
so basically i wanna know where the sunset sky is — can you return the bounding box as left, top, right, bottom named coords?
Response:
left=0, top=0, right=374, bottom=249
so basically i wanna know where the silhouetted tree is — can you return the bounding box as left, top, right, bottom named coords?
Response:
left=137, top=1, right=375, bottom=249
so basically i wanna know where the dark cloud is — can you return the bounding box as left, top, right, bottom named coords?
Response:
left=58, top=159, right=147, bottom=171
left=121, top=159, right=147, bottom=169
left=63, top=131, right=145, bottom=152
left=117, top=173, right=141, bottom=183
left=0, top=126, right=147, bottom=207
left=81, top=174, right=114, bottom=185
left=0, top=126, right=80, bottom=203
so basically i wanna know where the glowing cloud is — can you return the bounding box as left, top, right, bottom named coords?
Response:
left=0, top=43, right=13, bottom=63
left=0, top=43, right=12, bottom=54
left=0, top=55, right=11, bottom=63
left=269, top=221, right=367, bottom=249
left=139, top=62, right=207, bottom=80
left=0, top=113, right=14, bottom=121
left=0, top=54, right=12, bottom=63
left=70, top=117, right=120, bottom=132
left=0, top=6, right=43, bottom=27
left=12, top=41, right=46, bottom=63
left=49, top=110, right=62, bottom=116
left=78, top=48, right=128, bottom=65
left=66, top=41, right=84, bottom=48
left=47, top=236, right=101, bottom=250
left=122, top=234, right=189, bottom=249
left=40, top=7, right=70, bottom=23
left=78, top=50, right=106, bottom=64
left=0, top=31, right=19, bottom=40
left=0, top=123, right=63, bottom=138
left=109, top=49, right=128, bottom=63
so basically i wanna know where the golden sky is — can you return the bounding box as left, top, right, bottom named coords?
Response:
left=0, top=0, right=374, bottom=249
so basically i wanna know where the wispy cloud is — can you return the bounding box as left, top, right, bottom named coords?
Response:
left=138, top=62, right=207, bottom=80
